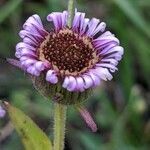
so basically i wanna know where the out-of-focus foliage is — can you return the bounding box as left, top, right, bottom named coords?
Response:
left=0, top=0, right=150, bottom=150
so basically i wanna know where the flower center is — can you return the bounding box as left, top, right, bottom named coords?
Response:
left=38, top=28, right=99, bottom=76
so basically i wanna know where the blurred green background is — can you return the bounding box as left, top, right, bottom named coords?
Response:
left=0, top=0, right=150, bottom=150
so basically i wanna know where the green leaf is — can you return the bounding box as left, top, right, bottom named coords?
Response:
left=113, top=0, right=150, bottom=37
left=0, top=0, right=22, bottom=24
left=4, top=102, right=52, bottom=150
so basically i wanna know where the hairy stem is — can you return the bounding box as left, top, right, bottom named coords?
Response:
left=67, top=0, right=75, bottom=27
left=53, top=103, right=67, bottom=150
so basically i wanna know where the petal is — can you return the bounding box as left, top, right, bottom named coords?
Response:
left=62, top=76, right=70, bottom=88
left=23, top=37, right=38, bottom=46
left=103, top=46, right=124, bottom=56
left=19, top=48, right=36, bottom=57
left=72, top=12, right=86, bottom=34
left=97, top=42, right=117, bottom=55
left=27, top=66, right=40, bottom=76
left=16, top=42, right=36, bottom=51
left=86, top=18, right=106, bottom=37
left=101, top=58, right=119, bottom=66
left=21, top=59, right=37, bottom=68
left=66, top=76, right=77, bottom=92
left=20, top=56, right=31, bottom=61
left=34, top=61, right=45, bottom=71
left=82, top=74, right=94, bottom=89
left=96, top=63, right=118, bottom=73
left=93, top=36, right=120, bottom=49
left=20, top=31, right=42, bottom=43
left=92, top=22, right=106, bottom=36
left=80, top=18, right=89, bottom=35
left=0, top=106, right=6, bottom=118
left=47, top=13, right=60, bottom=31
left=87, top=72, right=101, bottom=86
left=23, top=14, right=43, bottom=29
left=23, top=14, right=47, bottom=37
left=19, top=30, right=44, bottom=41
left=100, top=31, right=113, bottom=37
left=46, top=70, right=58, bottom=84
left=76, top=77, right=85, bottom=92
left=61, top=11, right=68, bottom=28
left=72, top=12, right=82, bottom=31
left=92, top=67, right=113, bottom=81
left=86, top=18, right=100, bottom=36
left=47, top=11, right=68, bottom=31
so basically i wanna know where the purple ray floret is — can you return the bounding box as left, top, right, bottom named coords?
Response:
left=0, top=106, right=6, bottom=118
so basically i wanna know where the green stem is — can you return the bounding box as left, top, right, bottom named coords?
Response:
left=67, top=0, right=75, bottom=27
left=53, top=103, right=67, bottom=150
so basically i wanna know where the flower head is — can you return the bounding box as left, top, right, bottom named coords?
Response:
left=9, top=10, right=123, bottom=104
left=15, top=11, right=123, bottom=90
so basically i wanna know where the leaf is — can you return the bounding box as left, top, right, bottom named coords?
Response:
left=113, top=0, right=150, bottom=37
left=0, top=0, right=22, bottom=24
left=4, top=102, right=52, bottom=150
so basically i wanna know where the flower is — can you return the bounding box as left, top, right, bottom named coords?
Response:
left=0, top=105, right=6, bottom=118
left=12, top=10, right=123, bottom=91
left=8, top=10, right=123, bottom=104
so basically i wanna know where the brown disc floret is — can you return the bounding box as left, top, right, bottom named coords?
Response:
left=38, top=28, right=99, bottom=76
